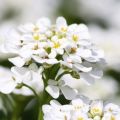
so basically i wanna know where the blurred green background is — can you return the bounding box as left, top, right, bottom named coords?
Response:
left=0, top=0, right=120, bottom=119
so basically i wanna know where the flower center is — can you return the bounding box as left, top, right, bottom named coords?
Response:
left=32, top=44, right=39, bottom=50
left=61, top=27, right=67, bottom=32
left=70, top=47, right=77, bottom=53
left=72, top=34, right=79, bottom=42
left=111, top=115, right=116, bottom=120
left=77, top=117, right=84, bottom=120
left=33, top=33, right=40, bottom=40
left=91, top=108, right=102, bottom=116
left=53, top=42, right=61, bottom=48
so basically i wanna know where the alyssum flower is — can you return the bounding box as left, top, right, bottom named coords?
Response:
left=0, top=16, right=119, bottom=120
left=1, top=16, right=104, bottom=92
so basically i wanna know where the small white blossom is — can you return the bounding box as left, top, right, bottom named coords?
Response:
left=43, top=99, right=120, bottom=120
left=0, top=64, right=44, bottom=96
left=46, top=79, right=77, bottom=100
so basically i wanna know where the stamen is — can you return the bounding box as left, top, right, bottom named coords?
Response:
left=72, top=34, right=79, bottom=42
left=33, top=33, right=40, bottom=40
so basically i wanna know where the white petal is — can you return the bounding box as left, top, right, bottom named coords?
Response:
left=70, top=55, right=82, bottom=63
left=9, top=57, right=25, bottom=67
left=50, top=100, right=61, bottom=107
left=42, top=105, right=52, bottom=113
left=28, top=63, right=38, bottom=71
left=48, top=50, right=57, bottom=58
left=80, top=73, right=95, bottom=85
left=48, top=80, right=58, bottom=86
left=46, top=85, right=59, bottom=98
left=32, top=56, right=45, bottom=64
left=78, top=40, right=91, bottom=46
left=45, top=59, right=59, bottom=64
left=89, top=68, right=103, bottom=79
left=56, top=17, right=67, bottom=26
left=78, top=24, right=91, bottom=39
left=21, top=34, right=33, bottom=43
left=19, top=45, right=32, bottom=58
left=36, top=17, right=51, bottom=33
left=74, top=64, right=92, bottom=72
left=56, top=48, right=64, bottom=55
left=0, top=78, right=17, bottom=94
left=60, top=85, right=77, bottom=100
left=84, top=57, right=98, bottom=62
left=11, top=67, right=31, bottom=83
left=72, top=98, right=84, bottom=106
left=24, top=71, right=44, bottom=94
left=11, top=67, right=28, bottom=76
left=37, top=17, right=51, bottom=27
left=77, top=48, right=92, bottom=58
left=18, top=23, right=34, bottom=33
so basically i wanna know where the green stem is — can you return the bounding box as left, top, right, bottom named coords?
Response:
left=22, top=83, right=40, bottom=102
left=37, top=107, right=43, bottom=120
left=22, top=83, right=43, bottom=120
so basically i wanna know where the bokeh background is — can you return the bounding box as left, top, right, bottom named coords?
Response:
left=0, top=0, right=120, bottom=119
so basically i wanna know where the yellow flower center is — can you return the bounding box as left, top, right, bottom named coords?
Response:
left=33, top=34, right=40, bottom=40
left=111, top=115, right=116, bottom=120
left=61, top=27, right=67, bottom=32
left=53, top=42, right=61, bottom=48
left=91, top=108, right=102, bottom=116
left=72, top=34, right=79, bottom=42
left=77, top=117, right=84, bottom=120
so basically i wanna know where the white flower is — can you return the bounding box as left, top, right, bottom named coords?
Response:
left=56, top=17, right=68, bottom=33
left=104, top=103, right=120, bottom=114
left=43, top=99, right=120, bottom=120
left=46, top=79, right=77, bottom=100
left=0, top=66, right=17, bottom=94
left=102, top=112, right=120, bottom=120
left=43, top=100, right=72, bottom=120
left=71, top=98, right=89, bottom=113
left=67, top=24, right=91, bottom=45
left=1, top=29, right=21, bottom=54
left=19, top=17, right=51, bottom=34
left=90, top=100, right=103, bottom=117
left=71, top=111, right=89, bottom=120
left=0, top=66, right=30, bottom=94
left=49, top=37, right=66, bottom=57
left=0, top=64, right=44, bottom=95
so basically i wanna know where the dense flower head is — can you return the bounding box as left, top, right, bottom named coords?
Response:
left=42, top=98, right=120, bottom=120
left=0, top=17, right=105, bottom=99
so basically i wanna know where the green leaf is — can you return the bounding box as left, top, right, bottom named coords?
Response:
left=70, top=70, right=80, bottom=79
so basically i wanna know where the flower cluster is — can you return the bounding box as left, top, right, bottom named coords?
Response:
left=1, top=17, right=120, bottom=120
left=0, top=17, right=105, bottom=99
left=43, top=98, right=120, bottom=120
